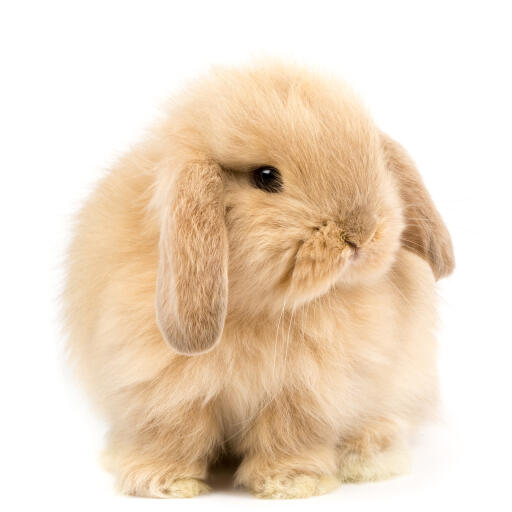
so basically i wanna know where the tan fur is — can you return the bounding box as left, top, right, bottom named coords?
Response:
left=156, top=161, right=228, bottom=354
left=63, top=62, right=453, bottom=498
left=381, top=132, right=455, bottom=279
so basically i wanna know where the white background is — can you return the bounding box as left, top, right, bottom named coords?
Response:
left=1, top=1, right=511, bottom=510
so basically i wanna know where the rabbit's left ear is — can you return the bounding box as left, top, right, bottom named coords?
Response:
left=155, top=161, right=228, bottom=355
left=381, top=132, right=455, bottom=279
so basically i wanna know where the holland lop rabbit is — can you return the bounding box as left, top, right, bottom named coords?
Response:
left=64, top=62, right=454, bottom=498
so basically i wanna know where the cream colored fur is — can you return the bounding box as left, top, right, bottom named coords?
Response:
left=63, top=61, right=453, bottom=499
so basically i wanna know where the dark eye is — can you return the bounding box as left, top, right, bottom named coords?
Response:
left=252, top=166, right=282, bottom=193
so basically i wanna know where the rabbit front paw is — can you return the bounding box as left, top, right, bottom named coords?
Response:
left=245, top=473, right=339, bottom=499
left=119, top=472, right=210, bottom=498
left=102, top=448, right=210, bottom=498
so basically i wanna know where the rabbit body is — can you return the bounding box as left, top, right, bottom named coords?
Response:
left=64, top=63, right=452, bottom=498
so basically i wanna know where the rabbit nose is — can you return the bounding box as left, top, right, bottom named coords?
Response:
left=341, top=232, right=359, bottom=250
left=340, top=210, right=378, bottom=248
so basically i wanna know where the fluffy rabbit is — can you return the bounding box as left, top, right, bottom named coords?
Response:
left=64, top=62, right=454, bottom=499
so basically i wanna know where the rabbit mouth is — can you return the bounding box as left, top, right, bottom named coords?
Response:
left=288, top=222, right=361, bottom=304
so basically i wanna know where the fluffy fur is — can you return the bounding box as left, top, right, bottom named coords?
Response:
left=63, top=62, right=454, bottom=499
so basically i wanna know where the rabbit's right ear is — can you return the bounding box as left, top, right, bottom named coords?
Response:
left=155, top=161, right=228, bottom=355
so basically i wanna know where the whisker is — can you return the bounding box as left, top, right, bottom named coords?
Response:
left=401, top=237, right=427, bottom=249
left=282, top=303, right=297, bottom=382
left=384, top=273, right=410, bottom=304
left=271, top=297, right=287, bottom=386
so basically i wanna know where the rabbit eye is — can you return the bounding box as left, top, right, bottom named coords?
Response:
left=252, top=166, right=282, bottom=193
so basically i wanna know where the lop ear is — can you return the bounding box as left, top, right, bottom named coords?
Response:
left=155, top=161, right=228, bottom=354
left=381, top=132, right=455, bottom=279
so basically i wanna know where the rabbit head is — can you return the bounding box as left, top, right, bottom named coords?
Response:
left=153, top=63, right=454, bottom=355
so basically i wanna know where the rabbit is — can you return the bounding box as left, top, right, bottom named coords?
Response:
left=63, top=61, right=454, bottom=499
